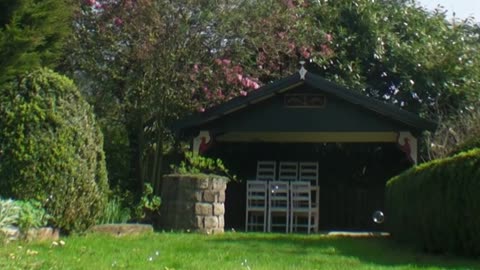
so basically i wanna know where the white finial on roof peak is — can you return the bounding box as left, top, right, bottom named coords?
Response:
left=299, top=61, right=307, bottom=80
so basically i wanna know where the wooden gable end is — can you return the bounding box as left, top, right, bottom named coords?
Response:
left=198, top=84, right=413, bottom=135
left=176, top=70, right=436, bottom=145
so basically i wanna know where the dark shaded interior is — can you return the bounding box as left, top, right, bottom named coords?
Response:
left=206, top=142, right=411, bottom=231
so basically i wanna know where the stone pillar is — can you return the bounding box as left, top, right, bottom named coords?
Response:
left=159, top=174, right=227, bottom=234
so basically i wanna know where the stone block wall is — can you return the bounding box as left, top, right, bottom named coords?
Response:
left=1, top=227, right=59, bottom=243
left=160, top=174, right=227, bottom=234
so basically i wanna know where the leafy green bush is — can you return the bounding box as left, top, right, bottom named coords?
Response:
left=0, top=69, right=109, bottom=233
left=0, top=198, right=48, bottom=233
left=15, top=200, right=49, bottom=233
left=0, top=199, right=20, bottom=229
left=386, top=149, right=480, bottom=256
left=131, top=183, right=161, bottom=223
left=97, top=184, right=161, bottom=225
left=172, top=151, right=236, bottom=180
left=96, top=195, right=131, bottom=225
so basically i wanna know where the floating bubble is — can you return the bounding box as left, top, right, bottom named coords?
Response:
left=241, top=259, right=251, bottom=270
left=372, top=210, right=384, bottom=224
left=271, top=185, right=279, bottom=194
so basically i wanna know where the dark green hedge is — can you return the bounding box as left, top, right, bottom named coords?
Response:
left=386, top=148, right=480, bottom=257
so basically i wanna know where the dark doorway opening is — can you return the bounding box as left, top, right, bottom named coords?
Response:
left=207, top=142, right=411, bottom=231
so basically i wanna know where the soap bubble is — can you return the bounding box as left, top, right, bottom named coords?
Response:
left=372, top=210, right=384, bottom=224
left=241, top=259, right=251, bottom=270
left=271, top=185, right=279, bottom=194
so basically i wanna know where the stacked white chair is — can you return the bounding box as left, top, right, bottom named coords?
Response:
left=247, top=161, right=319, bottom=233
left=299, top=162, right=319, bottom=232
left=245, top=181, right=268, bottom=232
left=290, top=181, right=313, bottom=233
left=268, top=181, right=289, bottom=232
left=245, top=161, right=276, bottom=232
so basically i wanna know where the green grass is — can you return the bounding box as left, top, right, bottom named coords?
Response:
left=1, top=232, right=479, bottom=270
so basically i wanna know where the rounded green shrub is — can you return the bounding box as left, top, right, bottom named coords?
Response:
left=386, top=149, right=480, bottom=257
left=0, top=68, right=109, bottom=233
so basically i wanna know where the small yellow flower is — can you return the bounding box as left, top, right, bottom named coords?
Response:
left=27, top=249, right=39, bottom=256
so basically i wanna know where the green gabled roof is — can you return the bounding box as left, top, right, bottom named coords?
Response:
left=176, top=70, right=437, bottom=132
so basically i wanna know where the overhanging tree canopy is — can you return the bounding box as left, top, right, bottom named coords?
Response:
left=66, top=0, right=480, bottom=193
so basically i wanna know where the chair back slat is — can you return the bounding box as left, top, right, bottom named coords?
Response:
left=279, top=162, right=298, bottom=181
left=256, top=161, right=276, bottom=181
left=299, top=162, right=318, bottom=185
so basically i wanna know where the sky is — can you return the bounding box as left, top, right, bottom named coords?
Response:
left=418, top=0, right=480, bottom=21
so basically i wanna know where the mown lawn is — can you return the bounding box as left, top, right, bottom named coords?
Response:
left=1, top=232, right=479, bottom=270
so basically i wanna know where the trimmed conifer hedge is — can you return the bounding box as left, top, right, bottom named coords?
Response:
left=0, top=69, right=109, bottom=233
left=385, top=148, right=480, bottom=257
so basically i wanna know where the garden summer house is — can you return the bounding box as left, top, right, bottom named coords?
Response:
left=176, top=64, right=437, bottom=232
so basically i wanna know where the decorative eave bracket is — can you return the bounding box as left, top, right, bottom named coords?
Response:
left=299, top=61, right=307, bottom=80
left=397, top=131, right=418, bottom=164
left=193, top=130, right=212, bottom=155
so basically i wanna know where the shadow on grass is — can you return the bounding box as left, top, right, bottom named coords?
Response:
left=208, top=233, right=480, bottom=269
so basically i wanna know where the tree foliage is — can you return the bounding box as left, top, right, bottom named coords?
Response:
left=0, top=0, right=74, bottom=84
left=66, top=0, right=480, bottom=193
left=0, top=69, right=109, bottom=233
left=425, top=105, right=480, bottom=160
left=304, top=0, right=480, bottom=117
left=214, top=0, right=480, bottom=118
left=67, top=0, right=218, bottom=193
